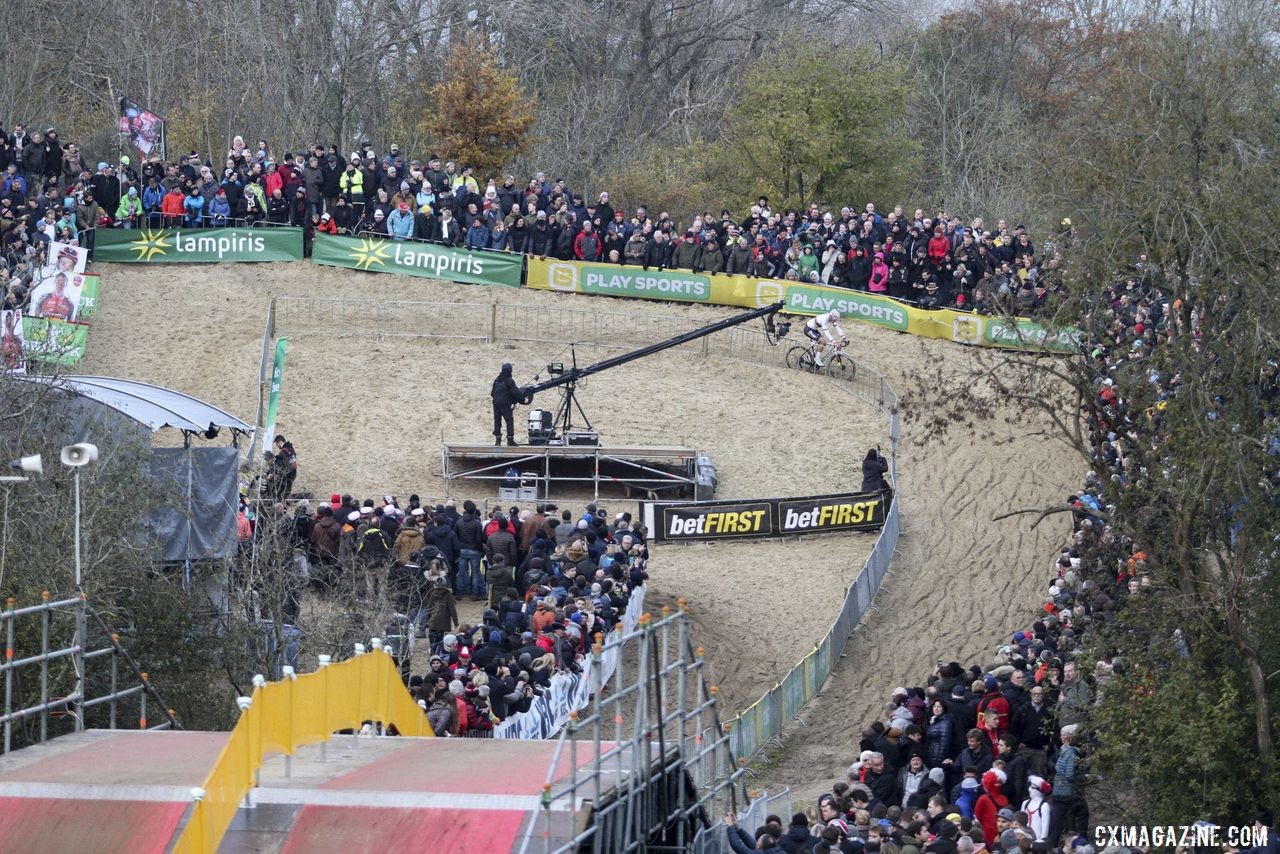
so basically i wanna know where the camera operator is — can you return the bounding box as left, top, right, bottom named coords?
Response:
left=490, top=362, right=520, bottom=446
left=861, top=447, right=890, bottom=493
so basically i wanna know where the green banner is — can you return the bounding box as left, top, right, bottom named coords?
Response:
left=78, top=275, right=101, bottom=319
left=311, top=233, right=523, bottom=287
left=984, top=318, right=1082, bottom=353
left=93, top=226, right=304, bottom=263
left=546, top=261, right=711, bottom=302
left=782, top=283, right=910, bottom=331
left=22, top=317, right=88, bottom=365
left=263, top=337, right=288, bottom=447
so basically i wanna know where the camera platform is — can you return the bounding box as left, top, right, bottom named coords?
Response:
left=441, top=441, right=710, bottom=500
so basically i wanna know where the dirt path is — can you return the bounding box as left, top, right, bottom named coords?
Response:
left=750, top=333, right=1081, bottom=806
left=82, top=262, right=884, bottom=712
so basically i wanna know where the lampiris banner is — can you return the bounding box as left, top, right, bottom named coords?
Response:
left=645, top=490, right=891, bottom=542
left=311, top=233, right=523, bottom=288
left=93, top=227, right=304, bottom=263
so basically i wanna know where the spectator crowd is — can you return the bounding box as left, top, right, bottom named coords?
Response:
left=743, top=264, right=1278, bottom=853
left=11, top=119, right=1268, bottom=849
left=240, top=436, right=648, bottom=739
left=1, top=122, right=1064, bottom=317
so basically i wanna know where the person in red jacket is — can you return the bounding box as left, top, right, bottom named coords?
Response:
left=573, top=220, right=601, bottom=260
left=974, top=768, right=1010, bottom=844
left=976, top=673, right=1011, bottom=743
left=160, top=186, right=186, bottom=226
left=317, top=212, right=338, bottom=234
left=451, top=680, right=474, bottom=732
left=927, top=224, right=951, bottom=268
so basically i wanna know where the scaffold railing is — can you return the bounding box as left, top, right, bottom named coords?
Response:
left=1, top=592, right=179, bottom=753
left=521, top=602, right=747, bottom=854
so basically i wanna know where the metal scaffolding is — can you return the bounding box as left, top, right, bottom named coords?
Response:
left=523, top=603, right=747, bottom=854
left=1, top=592, right=178, bottom=753
left=441, top=442, right=701, bottom=500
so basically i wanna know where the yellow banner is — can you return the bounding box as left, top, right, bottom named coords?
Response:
left=524, top=257, right=1079, bottom=352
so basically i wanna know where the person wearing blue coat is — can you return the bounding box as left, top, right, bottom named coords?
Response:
left=465, top=219, right=490, bottom=249
left=206, top=190, right=231, bottom=226
left=182, top=188, right=205, bottom=226
left=387, top=203, right=415, bottom=240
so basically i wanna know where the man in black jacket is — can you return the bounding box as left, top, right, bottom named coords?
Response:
left=453, top=500, right=484, bottom=582
left=491, top=362, right=521, bottom=446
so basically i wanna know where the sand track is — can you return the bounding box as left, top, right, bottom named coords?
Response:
left=83, top=264, right=1078, bottom=782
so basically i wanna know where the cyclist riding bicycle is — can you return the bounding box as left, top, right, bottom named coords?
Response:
left=803, top=309, right=848, bottom=366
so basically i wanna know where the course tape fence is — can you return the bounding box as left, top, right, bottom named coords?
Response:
left=723, top=498, right=900, bottom=762
left=492, top=584, right=646, bottom=740
left=95, top=225, right=1074, bottom=353
left=271, top=296, right=897, bottom=413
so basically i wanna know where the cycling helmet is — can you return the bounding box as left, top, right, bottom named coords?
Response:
left=827, top=309, right=841, bottom=321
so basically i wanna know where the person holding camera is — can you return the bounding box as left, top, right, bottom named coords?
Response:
left=490, top=362, right=521, bottom=446
left=861, top=447, right=890, bottom=493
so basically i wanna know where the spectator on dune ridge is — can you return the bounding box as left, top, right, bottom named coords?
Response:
left=1, top=115, right=1077, bottom=316
left=732, top=253, right=1277, bottom=851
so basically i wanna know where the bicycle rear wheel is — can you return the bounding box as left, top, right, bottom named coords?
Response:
left=785, top=345, right=816, bottom=371
left=827, top=354, right=857, bottom=381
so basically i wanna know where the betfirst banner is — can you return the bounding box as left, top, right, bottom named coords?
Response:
left=645, top=490, right=890, bottom=542
left=312, top=233, right=523, bottom=288
left=94, top=227, right=304, bottom=263
left=525, top=257, right=1079, bottom=353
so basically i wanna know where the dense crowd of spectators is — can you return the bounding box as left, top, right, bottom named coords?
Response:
left=0, top=123, right=1064, bottom=317
left=749, top=265, right=1279, bottom=852
left=240, top=438, right=648, bottom=737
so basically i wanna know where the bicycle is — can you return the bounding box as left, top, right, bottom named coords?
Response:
left=785, top=337, right=856, bottom=381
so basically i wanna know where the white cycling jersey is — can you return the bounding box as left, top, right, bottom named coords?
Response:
left=805, top=313, right=846, bottom=344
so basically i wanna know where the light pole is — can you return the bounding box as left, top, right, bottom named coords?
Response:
left=0, top=454, right=43, bottom=592
left=59, top=443, right=97, bottom=734
left=59, top=444, right=98, bottom=588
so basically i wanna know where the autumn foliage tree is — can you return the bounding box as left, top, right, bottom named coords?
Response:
left=704, top=38, right=916, bottom=211
left=422, top=34, right=536, bottom=179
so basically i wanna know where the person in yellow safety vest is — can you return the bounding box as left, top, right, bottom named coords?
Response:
left=339, top=159, right=365, bottom=215
left=451, top=164, right=480, bottom=196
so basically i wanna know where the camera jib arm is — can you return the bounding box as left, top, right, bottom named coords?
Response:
left=518, top=300, right=785, bottom=437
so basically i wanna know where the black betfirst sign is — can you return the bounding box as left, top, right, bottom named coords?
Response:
left=646, top=491, right=890, bottom=542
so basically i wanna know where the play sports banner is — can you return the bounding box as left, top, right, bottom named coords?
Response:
left=525, top=257, right=1080, bottom=353
left=94, top=226, right=304, bottom=263
left=312, top=232, right=523, bottom=287
left=644, top=490, right=891, bottom=542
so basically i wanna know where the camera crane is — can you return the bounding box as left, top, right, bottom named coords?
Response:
left=519, top=300, right=788, bottom=445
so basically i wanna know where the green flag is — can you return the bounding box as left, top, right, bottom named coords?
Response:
left=263, top=337, right=289, bottom=449
left=21, top=317, right=89, bottom=366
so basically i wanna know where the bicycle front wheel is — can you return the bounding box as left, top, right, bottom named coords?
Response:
left=827, top=354, right=857, bottom=381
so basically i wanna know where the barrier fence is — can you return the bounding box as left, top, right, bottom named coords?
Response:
left=171, top=642, right=428, bottom=854
left=723, top=497, right=900, bottom=762
left=89, top=225, right=1075, bottom=353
